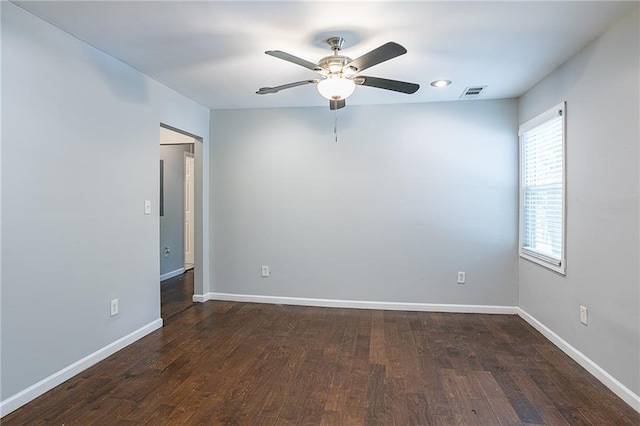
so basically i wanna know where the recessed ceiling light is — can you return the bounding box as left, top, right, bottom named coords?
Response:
left=430, top=80, right=452, bottom=88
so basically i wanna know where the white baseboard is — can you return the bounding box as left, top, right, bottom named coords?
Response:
left=517, top=308, right=640, bottom=413
left=160, top=268, right=185, bottom=282
left=192, top=293, right=207, bottom=303
left=196, top=292, right=518, bottom=315
left=0, top=318, right=163, bottom=418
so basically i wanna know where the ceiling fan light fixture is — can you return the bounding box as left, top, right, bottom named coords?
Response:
left=317, top=75, right=356, bottom=100
left=259, top=39, right=419, bottom=109
left=430, top=79, right=452, bottom=88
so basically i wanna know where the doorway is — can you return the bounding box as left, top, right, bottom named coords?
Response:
left=159, top=125, right=199, bottom=320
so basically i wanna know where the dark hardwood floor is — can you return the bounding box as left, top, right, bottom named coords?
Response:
left=161, top=269, right=194, bottom=321
left=3, top=302, right=638, bottom=425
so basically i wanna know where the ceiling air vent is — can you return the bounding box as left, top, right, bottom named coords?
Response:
left=460, top=86, right=486, bottom=99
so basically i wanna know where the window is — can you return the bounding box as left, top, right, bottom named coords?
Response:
left=519, top=102, right=566, bottom=274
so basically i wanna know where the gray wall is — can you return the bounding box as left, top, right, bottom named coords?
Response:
left=210, top=100, right=519, bottom=305
left=160, top=145, right=191, bottom=275
left=518, top=10, right=639, bottom=395
left=1, top=3, right=209, bottom=400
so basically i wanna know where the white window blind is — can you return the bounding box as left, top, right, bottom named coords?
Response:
left=519, top=103, right=565, bottom=273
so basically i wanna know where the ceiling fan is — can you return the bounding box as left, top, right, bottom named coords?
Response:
left=256, top=37, right=420, bottom=110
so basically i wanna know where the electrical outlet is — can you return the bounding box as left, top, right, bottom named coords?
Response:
left=580, top=306, right=588, bottom=325
left=164, top=246, right=170, bottom=258
left=457, top=271, right=466, bottom=284
left=110, top=299, right=119, bottom=317
left=144, top=200, right=151, bottom=215
left=261, top=265, right=270, bottom=277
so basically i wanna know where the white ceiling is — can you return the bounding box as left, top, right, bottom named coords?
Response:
left=14, top=1, right=638, bottom=110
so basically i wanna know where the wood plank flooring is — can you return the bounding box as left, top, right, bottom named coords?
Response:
left=161, top=270, right=194, bottom=320
left=3, top=302, right=639, bottom=425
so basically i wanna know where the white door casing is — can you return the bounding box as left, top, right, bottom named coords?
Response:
left=184, top=153, right=195, bottom=268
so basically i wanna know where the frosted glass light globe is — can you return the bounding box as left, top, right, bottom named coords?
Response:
left=317, top=75, right=356, bottom=100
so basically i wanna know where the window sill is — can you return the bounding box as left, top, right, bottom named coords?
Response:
left=520, top=252, right=566, bottom=276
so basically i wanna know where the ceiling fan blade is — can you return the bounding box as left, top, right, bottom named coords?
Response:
left=256, top=80, right=318, bottom=95
left=355, top=76, right=420, bottom=94
left=345, top=42, right=407, bottom=73
left=329, top=99, right=346, bottom=110
left=265, top=50, right=322, bottom=72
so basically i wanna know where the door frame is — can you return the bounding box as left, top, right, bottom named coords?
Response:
left=159, top=123, right=207, bottom=300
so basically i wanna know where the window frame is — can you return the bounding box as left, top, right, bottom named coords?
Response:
left=518, top=102, right=567, bottom=275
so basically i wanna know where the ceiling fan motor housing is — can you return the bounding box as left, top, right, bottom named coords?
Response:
left=318, top=55, right=353, bottom=74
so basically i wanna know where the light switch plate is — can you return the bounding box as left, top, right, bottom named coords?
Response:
left=580, top=306, right=588, bottom=325
left=110, top=299, right=119, bottom=317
